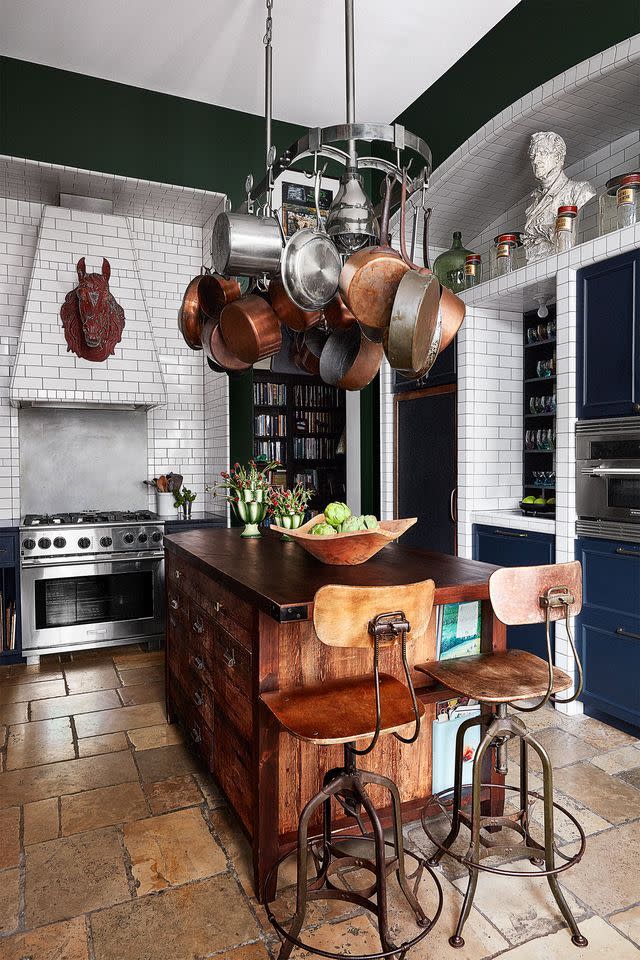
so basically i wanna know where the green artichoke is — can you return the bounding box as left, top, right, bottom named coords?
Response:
left=363, top=515, right=379, bottom=530
left=340, top=515, right=365, bottom=533
left=324, top=502, right=351, bottom=528
left=310, top=522, right=337, bottom=536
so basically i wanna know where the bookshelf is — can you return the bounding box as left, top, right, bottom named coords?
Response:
left=0, top=530, right=22, bottom=664
left=252, top=370, right=346, bottom=509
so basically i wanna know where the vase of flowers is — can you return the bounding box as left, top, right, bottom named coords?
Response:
left=209, top=461, right=276, bottom=538
left=269, top=483, right=312, bottom=540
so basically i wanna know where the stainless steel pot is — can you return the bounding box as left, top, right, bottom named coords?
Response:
left=211, top=210, right=282, bottom=278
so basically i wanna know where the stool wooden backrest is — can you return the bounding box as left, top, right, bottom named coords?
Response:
left=488, top=561, right=582, bottom=627
left=313, top=579, right=436, bottom=648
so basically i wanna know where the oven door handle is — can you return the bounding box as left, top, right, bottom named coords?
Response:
left=585, top=466, right=640, bottom=476
left=22, top=551, right=164, bottom=568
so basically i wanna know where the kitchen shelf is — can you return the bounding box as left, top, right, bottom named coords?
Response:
left=525, top=412, right=555, bottom=419
left=523, top=306, right=556, bottom=507
left=524, top=338, right=556, bottom=349
left=525, top=375, right=556, bottom=385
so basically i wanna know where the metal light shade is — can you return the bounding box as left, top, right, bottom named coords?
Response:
left=325, top=170, right=379, bottom=253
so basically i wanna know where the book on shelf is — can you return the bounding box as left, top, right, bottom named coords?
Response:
left=254, top=439, right=286, bottom=461
left=292, top=437, right=338, bottom=460
left=292, top=383, right=339, bottom=408
left=432, top=696, right=481, bottom=793
left=435, top=601, right=482, bottom=661
left=254, top=413, right=287, bottom=437
left=294, top=410, right=339, bottom=435
left=253, top=382, right=287, bottom=406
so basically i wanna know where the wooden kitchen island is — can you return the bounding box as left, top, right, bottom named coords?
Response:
left=163, top=528, right=505, bottom=900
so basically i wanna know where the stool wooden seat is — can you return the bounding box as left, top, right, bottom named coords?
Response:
left=262, top=673, right=426, bottom=745
left=261, top=578, right=443, bottom=960
left=417, top=649, right=572, bottom=703
left=420, top=561, right=589, bottom=951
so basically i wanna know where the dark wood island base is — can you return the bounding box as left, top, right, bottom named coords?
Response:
left=164, top=528, right=505, bottom=901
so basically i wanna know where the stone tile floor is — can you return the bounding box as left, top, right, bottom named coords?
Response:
left=0, top=647, right=638, bottom=958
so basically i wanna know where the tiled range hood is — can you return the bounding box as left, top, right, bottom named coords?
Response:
left=10, top=203, right=167, bottom=409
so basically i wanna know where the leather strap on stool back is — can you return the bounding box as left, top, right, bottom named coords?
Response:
left=489, top=560, right=584, bottom=710
left=313, top=580, right=435, bottom=648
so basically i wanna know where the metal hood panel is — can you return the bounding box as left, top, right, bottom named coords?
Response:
left=10, top=204, right=167, bottom=409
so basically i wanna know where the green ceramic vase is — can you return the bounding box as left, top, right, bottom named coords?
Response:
left=233, top=488, right=268, bottom=538
left=273, top=512, right=305, bottom=541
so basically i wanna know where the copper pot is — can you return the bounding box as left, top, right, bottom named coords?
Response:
left=202, top=319, right=251, bottom=372
left=324, top=293, right=356, bottom=331
left=198, top=273, right=241, bottom=321
left=269, top=279, right=320, bottom=332
left=319, top=325, right=383, bottom=391
left=177, top=274, right=206, bottom=349
left=219, top=293, right=282, bottom=364
left=339, top=175, right=409, bottom=341
left=295, top=328, right=328, bottom=376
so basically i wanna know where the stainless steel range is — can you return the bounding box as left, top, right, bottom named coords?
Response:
left=20, top=510, right=165, bottom=660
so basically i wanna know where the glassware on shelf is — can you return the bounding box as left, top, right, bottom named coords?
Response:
left=554, top=205, right=578, bottom=252
left=599, top=172, right=640, bottom=235
left=546, top=319, right=556, bottom=340
left=525, top=430, right=535, bottom=450
left=433, top=232, right=472, bottom=293
left=463, top=253, right=481, bottom=288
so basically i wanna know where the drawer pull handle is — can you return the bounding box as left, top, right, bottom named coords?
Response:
left=616, top=627, right=640, bottom=641
left=223, top=648, right=236, bottom=669
left=194, top=690, right=204, bottom=707
left=174, top=569, right=182, bottom=579
left=190, top=726, right=202, bottom=744
left=170, top=598, right=179, bottom=610
left=213, top=600, right=223, bottom=613
left=193, top=618, right=204, bottom=634
left=615, top=548, right=640, bottom=558
left=494, top=529, right=527, bottom=538
left=193, top=656, right=205, bottom=671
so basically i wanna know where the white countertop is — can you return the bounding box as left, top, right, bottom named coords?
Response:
left=472, top=508, right=556, bottom=535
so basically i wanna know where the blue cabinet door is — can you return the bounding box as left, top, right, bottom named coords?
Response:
left=576, top=537, right=640, bottom=728
left=577, top=249, right=640, bottom=420
left=473, top=525, right=555, bottom=658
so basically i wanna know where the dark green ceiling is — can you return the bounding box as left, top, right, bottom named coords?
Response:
left=396, top=0, right=640, bottom=170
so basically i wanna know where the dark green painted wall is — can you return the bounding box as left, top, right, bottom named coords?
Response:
left=0, top=57, right=303, bottom=207
left=397, top=0, right=640, bottom=169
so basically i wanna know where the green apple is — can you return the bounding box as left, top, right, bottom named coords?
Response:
left=548, top=497, right=556, bottom=505
left=534, top=497, right=546, bottom=505
left=522, top=496, right=536, bottom=504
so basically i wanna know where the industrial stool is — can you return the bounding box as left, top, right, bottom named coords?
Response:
left=261, top=580, right=443, bottom=960
left=418, top=561, right=588, bottom=949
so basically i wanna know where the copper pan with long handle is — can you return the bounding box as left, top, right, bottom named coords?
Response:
left=201, top=317, right=251, bottom=373
left=268, top=278, right=321, bottom=333
left=323, top=292, right=356, bottom=331
left=339, top=175, right=409, bottom=342
left=219, top=291, right=282, bottom=364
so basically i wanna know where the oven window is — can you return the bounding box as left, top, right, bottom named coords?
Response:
left=608, top=478, right=640, bottom=511
left=590, top=439, right=640, bottom=459
left=35, top=571, right=154, bottom=629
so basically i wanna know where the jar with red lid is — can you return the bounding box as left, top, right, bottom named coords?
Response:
left=492, top=233, right=519, bottom=277
left=464, top=253, right=481, bottom=288
left=599, top=172, right=640, bottom=235
left=555, top=205, right=578, bottom=252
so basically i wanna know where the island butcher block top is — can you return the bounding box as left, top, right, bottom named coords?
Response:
left=164, top=527, right=500, bottom=622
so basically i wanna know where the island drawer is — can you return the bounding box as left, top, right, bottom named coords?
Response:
left=212, top=621, right=252, bottom=701
left=166, top=554, right=254, bottom=639
left=213, top=710, right=253, bottom=835
left=189, top=679, right=215, bottom=731
left=167, top=585, right=189, bottom=629
left=169, top=671, right=214, bottom=766
left=187, top=644, right=215, bottom=693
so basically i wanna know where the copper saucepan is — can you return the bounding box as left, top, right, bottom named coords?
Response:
left=202, top=318, right=251, bottom=372
left=178, top=273, right=206, bottom=350
left=323, top=292, right=356, bottom=331
left=294, top=328, right=328, bottom=376
left=198, top=273, right=241, bottom=322
left=268, top=279, right=321, bottom=333
left=219, top=292, right=282, bottom=364
left=319, top=324, right=383, bottom=391
left=339, top=175, right=410, bottom=342
left=178, top=270, right=242, bottom=349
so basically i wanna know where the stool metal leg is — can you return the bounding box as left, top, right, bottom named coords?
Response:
left=525, top=733, right=589, bottom=949
left=450, top=720, right=496, bottom=948
left=427, top=713, right=486, bottom=867
left=353, top=780, right=399, bottom=959
left=520, top=738, right=544, bottom=866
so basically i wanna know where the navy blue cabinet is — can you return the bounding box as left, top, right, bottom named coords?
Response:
left=576, top=537, right=640, bottom=729
left=577, top=249, right=640, bottom=420
left=473, top=524, right=555, bottom=658
left=0, top=527, right=22, bottom=665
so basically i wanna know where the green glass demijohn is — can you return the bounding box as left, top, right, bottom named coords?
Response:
left=433, top=231, right=472, bottom=294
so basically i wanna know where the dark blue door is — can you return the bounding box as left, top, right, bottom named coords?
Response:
left=473, top=525, right=555, bottom=658
left=577, top=249, right=640, bottom=420
left=576, top=537, right=640, bottom=728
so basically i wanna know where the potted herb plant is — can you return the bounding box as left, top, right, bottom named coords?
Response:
left=174, top=487, right=197, bottom=519
left=209, top=460, right=277, bottom=538
left=268, top=483, right=312, bottom=540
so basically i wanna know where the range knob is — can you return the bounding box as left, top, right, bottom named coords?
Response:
left=78, top=537, right=91, bottom=549
left=38, top=537, right=51, bottom=550
left=100, top=536, right=113, bottom=548
left=138, top=533, right=148, bottom=544
left=123, top=532, right=135, bottom=544
left=152, top=531, right=163, bottom=543
left=23, top=537, right=36, bottom=550
left=53, top=537, right=66, bottom=549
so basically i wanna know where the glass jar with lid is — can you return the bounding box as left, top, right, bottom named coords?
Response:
left=555, top=205, right=578, bottom=252
left=492, top=233, right=519, bottom=277
left=599, top=172, right=640, bottom=235
left=463, top=253, right=481, bottom=288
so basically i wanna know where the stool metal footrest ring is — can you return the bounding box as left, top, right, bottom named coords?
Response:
left=422, top=783, right=586, bottom=878
left=264, top=836, right=443, bottom=960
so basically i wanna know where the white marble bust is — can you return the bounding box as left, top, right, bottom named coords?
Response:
left=522, top=132, right=595, bottom=261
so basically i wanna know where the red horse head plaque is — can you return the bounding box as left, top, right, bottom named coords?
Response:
left=60, top=258, right=125, bottom=362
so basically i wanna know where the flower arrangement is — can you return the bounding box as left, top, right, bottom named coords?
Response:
left=174, top=486, right=196, bottom=519
left=268, top=483, right=312, bottom=540
left=207, top=460, right=278, bottom=538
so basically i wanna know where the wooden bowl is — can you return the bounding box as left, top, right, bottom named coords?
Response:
left=269, top=513, right=417, bottom=565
